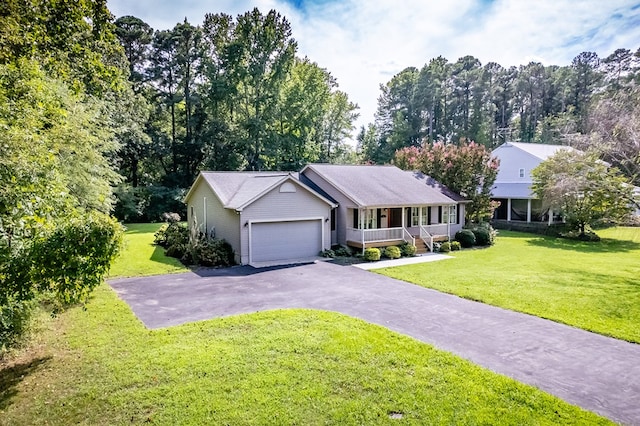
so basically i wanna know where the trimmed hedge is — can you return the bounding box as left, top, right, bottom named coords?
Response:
left=384, top=246, right=401, bottom=259
left=363, top=248, right=381, bottom=261
left=455, top=229, right=476, bottom=248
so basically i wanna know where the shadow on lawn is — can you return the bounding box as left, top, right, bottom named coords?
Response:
left=0, top=356, right=52, bottom=409
left=526, top=235, right=640, bottom=253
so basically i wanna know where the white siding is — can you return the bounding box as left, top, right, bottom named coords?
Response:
left=493, top=144, right=542, bottom=186
left=239, top=181, right=332, bottom=264
left=186, top=181, right=241, bottom=264
left=302, top=168, right=357, bottom=246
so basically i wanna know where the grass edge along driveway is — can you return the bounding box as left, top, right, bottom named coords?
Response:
left=0, top=284, right=611, bottom=425
left=377, top=227, right=640, bottom=343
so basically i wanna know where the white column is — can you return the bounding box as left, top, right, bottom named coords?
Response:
left=527, top=199, right=532, bottom=223
left=548, top=208, right=553, bottom=225
left=507, top=199, right=512, bottom=221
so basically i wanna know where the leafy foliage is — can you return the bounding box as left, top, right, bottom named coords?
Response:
left=399, top=242, right=417, bottom=257
left=395, top=141, right=499, bottom=222
left=439, top=242, right=451, bottom=253
left=0, top=1, right=128, bottom=351
left=455, top=229, right=476, bottom=248
left=363, top=248, right=381, bottom=261
left=531, top=150, right=633, bottom=235
left=383, top=245, right=401, bottom=259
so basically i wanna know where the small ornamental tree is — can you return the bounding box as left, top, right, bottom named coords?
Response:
left=531, top=150, right=634, bottom=236
left=395, top=140, right=499, bottom=222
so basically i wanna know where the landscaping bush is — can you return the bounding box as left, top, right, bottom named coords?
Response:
left=472, top=228, right=492, bottom=246
left=155, top=222, right=189, bottom=249
left=400, top=242, right=417, bottom=257
left=440, top=242, right=451, bottom=253
left=469, top=222, right=497, bottom=246
left=189, top=237, right=235, bottom=267
left=451, top=241, right=461, bottom=251
left=333, top=246, right=352, bottom=257
left=363, top=248, right=381, bottom=261
left=455, top=229, right=476, bottom=248
left=433, top=242, right=442, bottom=252
left=320, top=249, right=335, bottom=258
left=383, top=245, right=401, bottom=259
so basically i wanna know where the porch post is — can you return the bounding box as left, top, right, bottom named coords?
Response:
left=548, top=208, right=553, bottom=225
left=507, top=199, right=512, bottom=221
left=401, top=207, right=405, bottom=229
left=527, top=199, right=532, bottom=223
left=360, top=208, right=365, bottom=254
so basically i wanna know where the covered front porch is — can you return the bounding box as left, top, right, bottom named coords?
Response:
left=492, top=198, right=562, bottom=224
left=346, top=206, right=463, bottom=252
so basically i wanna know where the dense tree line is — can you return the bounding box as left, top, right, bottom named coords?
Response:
left=1, top=0, right=126, bottom=350
left=360, top=48, right=640, bottom=183
left=112, top=10, right=359, bottom=221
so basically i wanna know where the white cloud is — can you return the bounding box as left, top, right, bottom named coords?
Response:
left=107, top=0, right=640, bottom=136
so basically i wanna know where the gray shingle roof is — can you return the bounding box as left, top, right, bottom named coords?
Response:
left=200, top=171, right=290, bottom=209
left=303, top=164, right=460, bottom=207
left=500, top=142, right=574, bottom=160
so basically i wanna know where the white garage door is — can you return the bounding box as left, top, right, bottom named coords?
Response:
left=251, top=220, right=322, bottom=263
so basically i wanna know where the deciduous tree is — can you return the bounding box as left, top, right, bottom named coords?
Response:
left=531, top=150, right=633, bottom=235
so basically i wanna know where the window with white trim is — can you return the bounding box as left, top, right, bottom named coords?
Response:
left=441, top=205, right=457, bottom=224
left=519, top=168, right=525, bottom=178
left=411, top=207, right=429, bottom=226
left=364, top=208, right=377, bottom=229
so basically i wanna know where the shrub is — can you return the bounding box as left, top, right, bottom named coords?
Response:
left=333, top=246, right=352, bottom=257
left=153, top=224, right=169, bottom=246
left=161, top=212, right=181, bottom=223
left=156, top=222, right=189, bottom=249
left=432, top=242, right=442, bottom=252
left=472, top=228, right=491, bottom=246
left=189, top=237, right=235, bottom=267
left=451, top=241, right=461, bottom=251
left=320, top=249, right=335, bottom=258
left=0, top=298, right=36, bottom=353
left=440, top=241, right=451, bottom=253
left=470, top=222, right=497, bottom=246
left=363, top=248, right=381, bottom=261
left=455, top=229, right=476, bottom=248
left=384, top=245, right=401, bottom=259
left=400, top=242, right=417, bottom=257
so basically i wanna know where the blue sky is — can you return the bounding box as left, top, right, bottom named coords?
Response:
left=107, top=0, right=640, bottom=134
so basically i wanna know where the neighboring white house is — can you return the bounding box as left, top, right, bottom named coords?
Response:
left=185, top=164, right=468, bottom=266
left=491, top=142, right=574, bottom=224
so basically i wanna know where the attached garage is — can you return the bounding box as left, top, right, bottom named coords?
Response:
left=250, top=219, right=323, bottom=263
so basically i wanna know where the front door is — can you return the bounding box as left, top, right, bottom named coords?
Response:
left=388, top=208, right=403, bottom=228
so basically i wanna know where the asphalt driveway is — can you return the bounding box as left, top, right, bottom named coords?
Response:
left=109, top=261, right=640, bottom=425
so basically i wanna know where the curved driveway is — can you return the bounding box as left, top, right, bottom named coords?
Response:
left=109, top=261, right=640, bottom=425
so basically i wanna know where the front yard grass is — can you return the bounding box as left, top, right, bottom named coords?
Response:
left=108, top=223, right=188, bottom=278
left=0, top=284, right=609, bottom=425
left=378, top=227, right=640, bottom=343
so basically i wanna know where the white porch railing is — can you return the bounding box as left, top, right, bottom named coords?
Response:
left=419, top=225, right=434, bottom=252
left=346, top=227, right=414, bottom=247
left=421, top=223, right=450, bottom=236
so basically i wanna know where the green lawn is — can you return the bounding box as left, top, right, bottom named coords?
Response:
left=0, top=284, right=609, bottom=425
left=108, top=223, right=188, bottom=278
left=378, top=227, right=640, bottom=343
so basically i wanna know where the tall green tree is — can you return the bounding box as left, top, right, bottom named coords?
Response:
left=230, top=8, right=297, bottom=170
left=532, top=150, right=633, bottom=235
